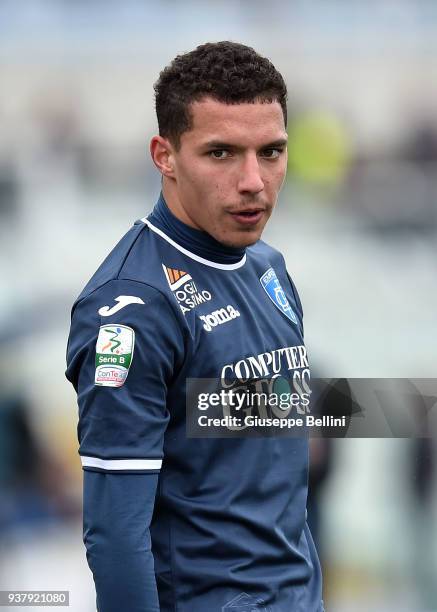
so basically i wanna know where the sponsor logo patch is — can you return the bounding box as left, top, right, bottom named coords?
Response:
left=162, top=266, right=192, bottom=291
left=95, top=324, right=135, bottom=387
left=199, top=304, right=240, bottom=332
left=162, top=264, right=212, bottom=315
left=260, top=267, right=298, bottom=325
left=98, top=295, right=145, bottom=317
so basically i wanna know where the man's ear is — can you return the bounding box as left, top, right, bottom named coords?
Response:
left=150, top=136, right=176, bottom=178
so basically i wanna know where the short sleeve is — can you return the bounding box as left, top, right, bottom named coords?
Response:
left=66, top=279, right=185, bottom=474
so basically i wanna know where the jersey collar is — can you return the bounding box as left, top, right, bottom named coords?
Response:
left=143, top=193, right=246, bottom=270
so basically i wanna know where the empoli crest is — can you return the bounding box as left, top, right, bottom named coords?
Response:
left=260, top=267, right=298, bottom=325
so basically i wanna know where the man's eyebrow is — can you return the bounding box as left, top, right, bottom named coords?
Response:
left=202, top=140, right=236, bottom=149
left=264, top=138, right=288, bottom=148
left=202, top=138, right=288, bottom=149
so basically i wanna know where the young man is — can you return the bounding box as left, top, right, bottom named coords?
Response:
left=66, top=41, right=324, bottom=612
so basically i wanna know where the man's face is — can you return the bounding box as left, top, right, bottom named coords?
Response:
left=167, top=98, right=288, bottom=248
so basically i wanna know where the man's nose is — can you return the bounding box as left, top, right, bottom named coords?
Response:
left=237, top=154, right=264, bottom=194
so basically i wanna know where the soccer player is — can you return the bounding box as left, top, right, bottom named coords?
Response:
left=66, top=41, right=324, bottom=612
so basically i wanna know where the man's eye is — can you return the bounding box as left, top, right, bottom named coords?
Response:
left=261, top=148, right=283, bottom=159
left=210, top=150, right=230, bottom=159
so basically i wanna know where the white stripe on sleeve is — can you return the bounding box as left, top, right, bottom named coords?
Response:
left=80, top=456, right=162, bottom=471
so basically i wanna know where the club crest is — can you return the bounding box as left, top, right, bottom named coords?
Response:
left=260, top=267, right=298, bottom=325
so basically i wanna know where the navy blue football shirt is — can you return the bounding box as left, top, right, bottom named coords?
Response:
left=66, top=193, right=324, bottom=612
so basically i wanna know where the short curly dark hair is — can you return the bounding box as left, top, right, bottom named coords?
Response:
left=154, top=41, right=288, bottom=149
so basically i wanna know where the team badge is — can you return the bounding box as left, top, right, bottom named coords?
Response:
left=260, top=267, right=298, bottom=325
left=95, top=324, right=135, bottom=387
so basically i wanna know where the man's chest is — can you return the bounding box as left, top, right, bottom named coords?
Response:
left=164, top=259, right=307, bottom=382
left=163, top=258, right=311, bottom=443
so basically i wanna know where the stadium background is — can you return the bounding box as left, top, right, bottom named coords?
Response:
left=0, top=1, right=436, bottom=610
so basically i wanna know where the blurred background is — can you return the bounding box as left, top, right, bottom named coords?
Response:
left=0, top=1, right=436, bottom=610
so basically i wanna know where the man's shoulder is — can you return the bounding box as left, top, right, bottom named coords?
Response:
left=247, top=237, right=285, bottom=265
left=74, top=219, right=166, bottom=306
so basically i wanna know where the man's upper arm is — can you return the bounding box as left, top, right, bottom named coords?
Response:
left=66, top=278, right=185, bottom=473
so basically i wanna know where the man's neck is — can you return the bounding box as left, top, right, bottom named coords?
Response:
left=146, top=192, right=246, bottom=266
left=162, top=181, right=201, bottom=231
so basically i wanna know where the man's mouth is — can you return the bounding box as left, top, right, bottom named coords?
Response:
left=229, top=209, right=265, bottom=226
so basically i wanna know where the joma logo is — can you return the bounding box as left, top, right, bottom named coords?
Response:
left=199, top=305, right=240, bottom=332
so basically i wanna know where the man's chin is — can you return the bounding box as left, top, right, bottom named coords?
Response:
left=217, top=230, right=262, bottom=249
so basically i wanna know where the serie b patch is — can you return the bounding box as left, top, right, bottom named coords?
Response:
left=95, top=324, right=135, bottom=387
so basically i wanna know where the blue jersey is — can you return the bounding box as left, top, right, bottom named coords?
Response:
left=66, top=194, right=323, bottom=612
